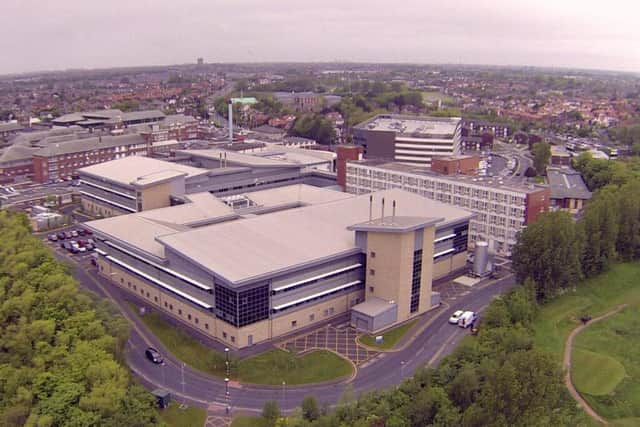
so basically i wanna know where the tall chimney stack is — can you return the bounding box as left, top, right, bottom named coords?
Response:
left=369, top=195, right=373, bottom=221
left=381, top=197, right=385, bottom=222
left=392, top=200, right=396, bottom=222
left=228, top=100, right=233, bottom=143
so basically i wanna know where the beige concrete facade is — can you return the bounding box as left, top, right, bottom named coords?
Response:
left=139, top=182, right=173, bottom=211
left=363, top=224, right=437, bottom=323
left=82, top=198, right=129, bottom=218
left=98, top=257, right=363, bottom=349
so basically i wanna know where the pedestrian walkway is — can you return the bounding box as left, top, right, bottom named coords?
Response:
left=278, top=323, right=380, bottom=366
left=563, top=304, right=627, bottom=426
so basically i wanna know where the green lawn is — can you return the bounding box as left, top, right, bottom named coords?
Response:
left=572, top=348, right=626, bottom=395
left=359, top=320, right=417, bottom=350
left=129, top=302, right=353, bottom=385
left=231, top=415, right=267, bottom=427
left=158, top=403, right=207, bottom=427
left=237, top=348, right=353, bottom=385
left=531, top=263, right=640, bottom=422
left=572, top=306, right=640, bottom=421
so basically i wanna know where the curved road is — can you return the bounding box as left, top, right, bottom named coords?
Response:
left=69, top=255, right=515, bottom=413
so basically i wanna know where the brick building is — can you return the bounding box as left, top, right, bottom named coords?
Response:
left=32, top=134, right=149, bottom=183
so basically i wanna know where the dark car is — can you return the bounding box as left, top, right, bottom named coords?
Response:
left=59, top=241, right=66, bottom=248
left=61, top=242, right=71, bottom=251
left=76, top=229, right=86, bottom=236
left=145, top=347, right=163, bottom=364
left=84, top=229, right=93, bottom=235
left=57, top=232, right=66, bottom=240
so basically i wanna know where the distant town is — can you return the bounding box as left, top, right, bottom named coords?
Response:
left=1, top=61, right=639, bottom=426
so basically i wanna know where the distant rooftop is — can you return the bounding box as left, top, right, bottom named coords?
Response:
left=547, top=168, right=592, bottom=200
left=79, top=156, right=210, bottom=187
left=355, top=114, right=461, bottom=137
left=230, top=97, right=258, bottom=105
left=178, top=148, right=298, bottom=168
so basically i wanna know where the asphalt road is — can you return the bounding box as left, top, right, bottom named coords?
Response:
left=64, top=251, right=516, bottom=413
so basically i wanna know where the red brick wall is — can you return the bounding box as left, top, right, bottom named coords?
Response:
left=32, top=156, right=49, bottom=183
left=431, top=156, right=480, bottom=175
left=336, top=145, right=363, bottom=190
left=524, top=187, right=550, bottom=224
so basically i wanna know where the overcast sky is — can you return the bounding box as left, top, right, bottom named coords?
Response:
left=1, top=0, right=639, bottom=75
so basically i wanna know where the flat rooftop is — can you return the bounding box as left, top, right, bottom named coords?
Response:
left=356, top=114, right=461, bottom=137
left=158, top=188, right=473, bottom=285
left=234, top=184, right=352, bottom=207
left=86, top=192, right=236, bottom=258
left=547, top=168, right=592, bottom=200
left=352, top=160, right=546, bottom=194
left=177, top=148, right=298, bottom=168
left=79, top=156, right=210, bottom=187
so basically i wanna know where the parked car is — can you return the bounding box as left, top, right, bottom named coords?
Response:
left=62, top=242, right=72, bottom=251
left=145, top=347, right=163, bottom=364
left=59, top=241, right=67, bottom=248
left=57, top=232, right=66, bottom=240
left=83, top=229, right=93, bottom=235
left=48, top=234, right=58, bottom=242
left=85, top=243, right=95, bottom=251
left=64, top=231, right=73, bottom=239
left=458, top=311, right=478, bottom=328
left=448, top=310, right=465, bottom=324
left=76, top=229, right=86, bottom=236
left=70, top=230, right=78, bottom=238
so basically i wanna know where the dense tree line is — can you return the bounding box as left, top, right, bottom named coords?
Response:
left=258, top=286, right=580, bottom=427
left=289, top=114, right=336, bottom=145
left=0, top=212, right=159, bottom=426
left=513, top=156, right=640, bottom=301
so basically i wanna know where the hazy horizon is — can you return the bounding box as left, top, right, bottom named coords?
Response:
left=2, top=0, right=639, bottom=75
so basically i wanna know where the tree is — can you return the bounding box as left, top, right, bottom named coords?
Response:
left=262, top=400, right=281, bottom=427
left=531, top=142, right=551, bottom=174
left=511, top=211, right=583, bottom=301
left=301, top=395, right=320, bottom=421
left=0, top=211, right=160, bottom=426
left=579, top=190, right=618, bottom=276
left=524, top=166, right=537, bottom=178
left=289, top=114, right=335, bottom=145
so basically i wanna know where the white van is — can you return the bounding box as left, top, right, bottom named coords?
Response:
left=458, top=311, right=477, bottom=328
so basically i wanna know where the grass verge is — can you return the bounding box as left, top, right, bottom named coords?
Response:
left=129, top=302, right=353, bottom=385
left=237, top=348, right=353, bottom=385
left=359, top=320, right=417, bottom=350
left=128, top=302, right=229, bottom=377
left=231, top=415, right=267, bottom=427
left=158, top=403, right=207, bottom=427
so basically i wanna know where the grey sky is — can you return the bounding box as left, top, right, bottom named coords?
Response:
left=1, top=0, right=639, bottom=75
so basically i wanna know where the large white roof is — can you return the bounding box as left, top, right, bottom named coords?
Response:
left=79, top=156, right=209, bottom=187
left=158, top=189, right=472, bottom=285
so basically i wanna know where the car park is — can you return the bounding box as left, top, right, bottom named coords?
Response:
left=145, top=347, right=163, bottom=364
left=448, top=310, right=465, bottom=324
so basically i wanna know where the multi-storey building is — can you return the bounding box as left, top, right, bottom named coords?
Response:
left=78, top=156, right=215, bottom=217
left=0, top=145, right=39, bottom=181
left=353, top=114, right=462, bottom=167
left=345, top=160, right=550, bottom=256
left=32, top=134, right=150, bottom=183
left=86, top=185, right=473, bottom=349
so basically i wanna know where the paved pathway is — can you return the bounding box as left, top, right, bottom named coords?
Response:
left=563, top=304, right=628, bottom=426
left=278, top=323, right=380, bottom=366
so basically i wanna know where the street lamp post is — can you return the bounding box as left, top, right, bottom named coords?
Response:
left=225, top=347, right=230, bottom=376
left=225, top=377, right=230, bottom=396
left=282, top=381, right=286, bottom=403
